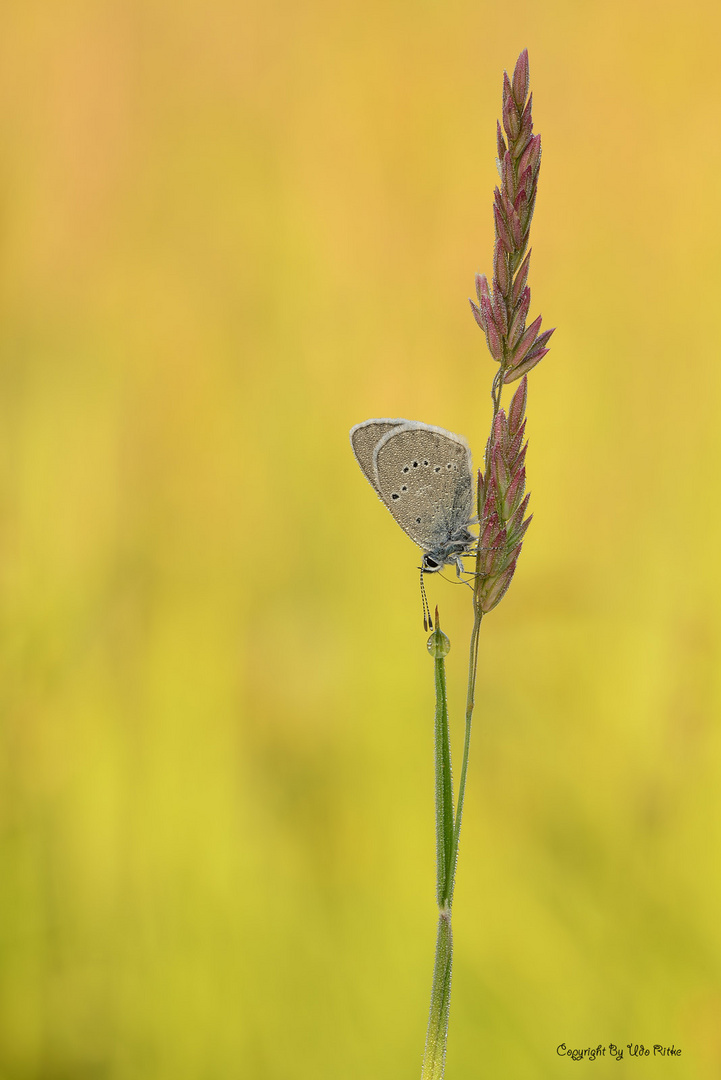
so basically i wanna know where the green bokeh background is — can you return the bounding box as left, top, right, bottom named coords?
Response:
left=1, top=2, right=720, bottom=1077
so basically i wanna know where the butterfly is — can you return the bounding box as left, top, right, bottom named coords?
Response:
left=350, top=419, right=477, bottom=576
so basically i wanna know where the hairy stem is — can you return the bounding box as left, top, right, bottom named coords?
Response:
left=420, top=908, right=453, bottom=1080
left=448, top=605, right=483, bottom=904
left=434, top=634, right=455, bottom=907
left=422, top=582, right=485, bottom=1079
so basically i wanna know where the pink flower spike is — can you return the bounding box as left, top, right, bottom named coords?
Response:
left=475, top=272, right=490, bottom=305
left=524, top=327, right=555, bottom=358
left=502, top=71, right=513, bottom=109
left=482, top=484, right=497, bottom=523
left=488, top=446, right=498, bottom=489
left=508, top=494, right=531, bottom=536
left=480, top=516, right=497, bottom=548
left=480, top=293, right=494, bottom=325
left=518, top=164, right=533, bottom=196
left=521, top=93, right=533, bottom=130
left=489, top=446, right=509, bottom=498
left=508, top=421, right=526, bottom=459
left=493, top=205, right=513, bottom=255
left=512, top=314, right=543, bottom=364
left=504, top=351, right=547, bottom=382
left=480, top=548, right=495, bottom=576
left=518, top=134, right=539, bottom=178
left=527, top=134, right=541, bottom=173
left=485, top=512, right=503, bottom=539
left=481, top=561, right=517, bottom=613
left=506, top=540, right=523, bottom=565
left=500, top=187, right=515, bottom=223
left=512, top=251, right=531, bottom=304
left=514, top=440, right=528, bottom=473
left=469, top=298, right=485, bottom=331
left=493, top=241, right=510, bottom=296
left=493, top=291, right=508, bottom=336
left=504, top=466, right=526, bottom=517
left=503, top=92, right=520, bottom=141
left=502, top=155, right=515, bottom=201
left=493, top=444, right=511, bottom=492
left=489, top=528, right=508, bottom=573
left=512, top=49, right=529, bottom=109
left=492, top=409, right=507, bottom=445
left=516, top=512, right=533, bottom=543
left=514, top=127, right=533, bottom=160
left=508, top=375, right=528, bottom=433
left=496, top=120, right=507, bottom=161
left=485, top=314, right=503, bottom=361
left=508, top=289, right=530, bottom=348
left=482, top=528, right=504, bottom=575
left=509, top=209, right=523, bottom=250
left=519, top=113, right=533, bottom=149
left=513, top=187, right=528, bottom=217
left=502, top=149, right=515, bottom=191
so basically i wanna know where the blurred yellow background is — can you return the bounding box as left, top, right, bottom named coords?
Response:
left=1, top=1, right=719, bottom=1077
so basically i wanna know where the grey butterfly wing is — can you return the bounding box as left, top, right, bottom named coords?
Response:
left=373, top=424, right=473, bottom=551
left=350, top=419, right=407, bottom=488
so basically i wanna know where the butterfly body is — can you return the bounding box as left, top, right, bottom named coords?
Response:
left=350, top=419, right=477, bottom=573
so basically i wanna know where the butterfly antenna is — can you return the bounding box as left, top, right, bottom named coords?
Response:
left=420, top=567, right=433, bottom=631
